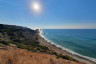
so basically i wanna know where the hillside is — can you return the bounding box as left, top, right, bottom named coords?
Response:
left=0, top=45, right=84, bottom=64
left=0, top=24, right=38, bottom=42
left=0, top=24, right=84, bottom=64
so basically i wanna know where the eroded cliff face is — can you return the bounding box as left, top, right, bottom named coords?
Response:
left=0, top=46, right=84, bottom=64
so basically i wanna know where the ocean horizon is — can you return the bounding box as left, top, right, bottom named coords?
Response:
left=40, top=29, right=96, bottom=61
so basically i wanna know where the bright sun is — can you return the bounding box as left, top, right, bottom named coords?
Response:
left=31, top=1, right=42, bottom=13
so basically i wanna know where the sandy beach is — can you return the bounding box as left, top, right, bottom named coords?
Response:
left=37, top=30, right=96, bottom=64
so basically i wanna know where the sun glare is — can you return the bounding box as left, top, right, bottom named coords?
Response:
left=31, top=1, right=42, bottom=13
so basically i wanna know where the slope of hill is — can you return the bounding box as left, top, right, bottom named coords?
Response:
left=0, top=24, right=38, bottom=42
left=0, top=45, right=84, bottom=64
left=0, top=24, right=84, bottom=64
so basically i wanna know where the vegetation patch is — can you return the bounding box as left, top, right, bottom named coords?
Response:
left=57, top=54, right=78, bottom=62
left=0, top=41, right=10, bottom=45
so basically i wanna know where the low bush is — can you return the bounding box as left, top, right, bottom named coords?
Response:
left=50, top=52, right=58, bottom=56
left=38, top=45, right=49, bottom=50
left=0, top=41, right=10, bottom=45
left=57, top=54, right=78, bottom=62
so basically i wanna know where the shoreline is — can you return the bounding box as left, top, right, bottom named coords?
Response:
left=37, top=29, right=96, bottom=64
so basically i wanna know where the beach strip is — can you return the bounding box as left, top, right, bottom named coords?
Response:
left=38, top=29, right=96, bottom=64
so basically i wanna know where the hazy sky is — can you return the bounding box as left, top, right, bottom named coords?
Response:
left=0, top=0, right=96, bottom=29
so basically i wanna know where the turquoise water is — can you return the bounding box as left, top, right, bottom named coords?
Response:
left=42, top=29, right=96, bottom=59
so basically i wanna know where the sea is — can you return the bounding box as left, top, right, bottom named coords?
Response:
left=40, top=29, right=96, bottom=62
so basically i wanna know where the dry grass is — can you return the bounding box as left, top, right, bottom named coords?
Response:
left=0, top=46, right=84, bottom=64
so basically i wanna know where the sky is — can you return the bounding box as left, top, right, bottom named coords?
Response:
left=0, top=0, right=96, bottom=29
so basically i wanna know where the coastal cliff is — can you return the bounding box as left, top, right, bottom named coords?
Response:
left=0, top=24, right=84, bottom=64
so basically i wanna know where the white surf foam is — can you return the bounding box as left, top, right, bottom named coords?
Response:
left=39, top=29, right=96, bottom=63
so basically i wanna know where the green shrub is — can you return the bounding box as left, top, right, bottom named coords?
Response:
left=0, top=41, right=10, bottom=45
left=38, top=45, right=49, bottom=50
left=50, top=52, right=58, bottom=56
left=57, top=54, right=78, bottom=62
left=19, top=39, right=39, bottom=46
